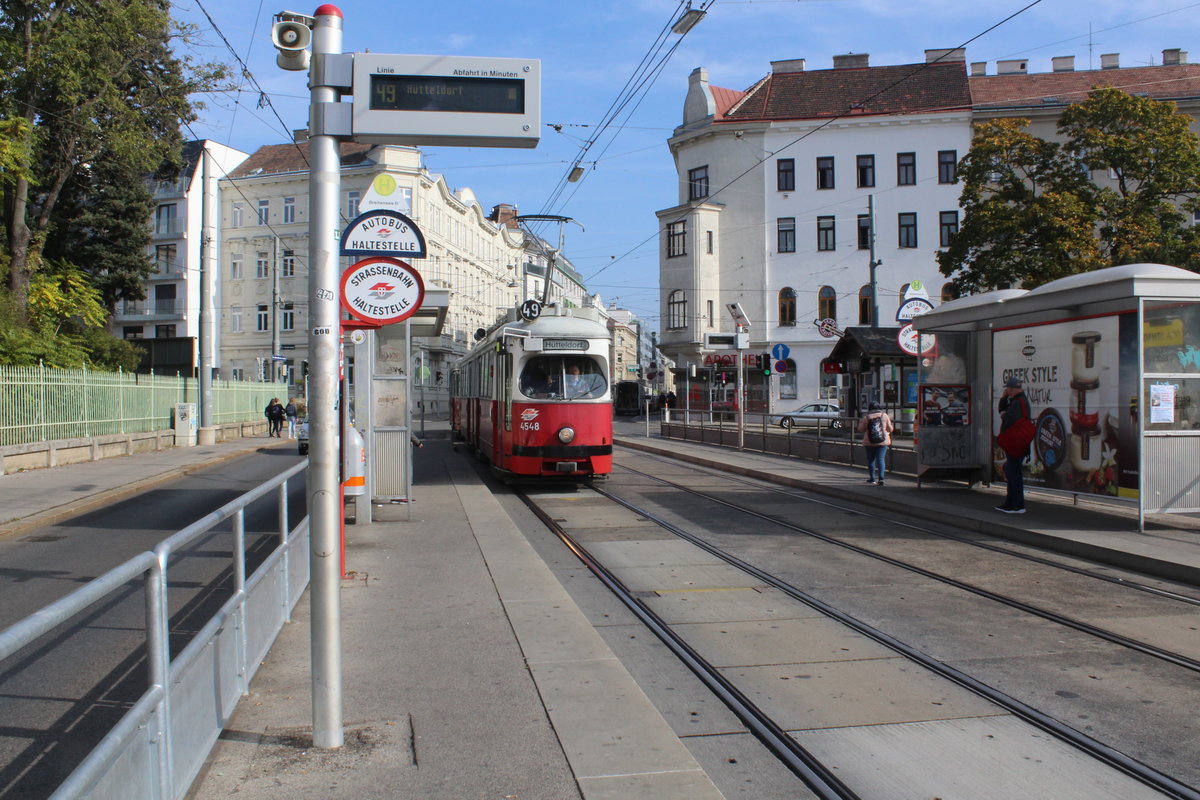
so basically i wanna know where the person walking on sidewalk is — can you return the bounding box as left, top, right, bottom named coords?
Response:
left=265, top=398, right=285, bottom=438
left=285, top=398, right=298, bottom=438
left=997, top=377, right=1031, bottom=514
left=857, top=401, right=893, bottom=486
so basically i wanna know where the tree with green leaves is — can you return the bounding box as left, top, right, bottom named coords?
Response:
left=0, top=0, right=226, bottom=367
left=939, top=88, right=1200, bottom=293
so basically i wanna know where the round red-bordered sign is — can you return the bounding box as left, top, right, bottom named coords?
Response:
left=340, top=256, right=425, bottom=325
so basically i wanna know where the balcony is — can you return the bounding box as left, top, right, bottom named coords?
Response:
left=150, top=219, right=185, bottom=240
left=114, top=299, right=186, bottom=320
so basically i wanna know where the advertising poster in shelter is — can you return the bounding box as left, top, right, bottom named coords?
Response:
left=993, top=314, right=1139, bottom=498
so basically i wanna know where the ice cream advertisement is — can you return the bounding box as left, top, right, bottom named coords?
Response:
left=993, top=314, right=1138, bottom=498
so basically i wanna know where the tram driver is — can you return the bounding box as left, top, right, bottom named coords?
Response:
left=563, top=361, right=606, bottom=399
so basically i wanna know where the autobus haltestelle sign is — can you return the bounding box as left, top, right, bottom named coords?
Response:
left=340, top=256, right=425, bottom=325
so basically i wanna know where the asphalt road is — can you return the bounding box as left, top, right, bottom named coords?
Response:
left=0, top=449, right=306, bottom=799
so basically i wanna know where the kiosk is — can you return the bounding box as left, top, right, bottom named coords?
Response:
left=913, top=263, right=1200, bottom=530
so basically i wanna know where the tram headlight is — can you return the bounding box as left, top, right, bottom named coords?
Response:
left=557, top=426, right=576, bottom=444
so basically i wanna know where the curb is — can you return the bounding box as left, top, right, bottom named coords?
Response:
left=0, top=439, right=295, bottom=542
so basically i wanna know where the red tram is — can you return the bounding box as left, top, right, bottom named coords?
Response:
left=450, top=305, right=613, bottom=482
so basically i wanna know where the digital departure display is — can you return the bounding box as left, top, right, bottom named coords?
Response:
left=370, top=75, right=525, bottom=114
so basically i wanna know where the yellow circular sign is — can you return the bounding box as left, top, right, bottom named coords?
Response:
left=372, top=173, right=397, bottom=196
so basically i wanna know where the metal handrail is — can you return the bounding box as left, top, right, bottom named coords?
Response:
left=0, top=460, right=308, bottom=799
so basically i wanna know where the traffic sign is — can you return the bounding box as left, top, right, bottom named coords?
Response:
left=774, top=360, right=788, bottom=374
left=772, top=343, right=790, bottom=361
left=340, top=256, right=425, bottom=325
left=339, top=209, right=427, bottom=258
left=897, top=324, right=937, bottom=355
left=896, top=297, right=934, bottom=322
left=270, top=355, right=288, bottom=361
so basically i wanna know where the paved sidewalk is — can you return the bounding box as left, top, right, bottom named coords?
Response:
left=0, top=434, right=294, bottom=540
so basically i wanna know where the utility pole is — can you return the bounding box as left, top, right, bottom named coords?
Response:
left=272, top=235, right=281, bottom=382
left=868, top=194, right=881, bottom=328
left=198, top=144, right=216, bottom=444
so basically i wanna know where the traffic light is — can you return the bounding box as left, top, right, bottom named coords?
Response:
left=761, top=353, right=772, bottom=376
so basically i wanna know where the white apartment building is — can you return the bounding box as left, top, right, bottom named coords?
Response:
left=115, top=140, right=249, bottom=373
left=219, top=138, right=526, bottom=390
left=658, top=51, right=972, bottom=409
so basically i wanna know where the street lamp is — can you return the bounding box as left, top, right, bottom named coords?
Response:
left=672, top=7, right=706, bottom=34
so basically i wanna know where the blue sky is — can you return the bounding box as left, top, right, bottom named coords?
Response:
left=173, top=0, right=1200, bottom=332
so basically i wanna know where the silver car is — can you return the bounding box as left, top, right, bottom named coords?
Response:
left=770, top=401, right=844, bottom=430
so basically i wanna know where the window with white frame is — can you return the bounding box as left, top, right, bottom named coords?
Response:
left=231, top=367, right=244, bottom=381
left=707, top=299, right=714, bottom=328
left=256, top=252, right=270, bottom=279
left=283, top=196, right=296, bottom=224
left=256, top=304, right=269, bottom=331
left=230, top=257, right=243, bottom=280
left=257, top=199, right=269, bottom=225
left=231, top=203, right=244, bottom=228
left=348, top=191, right=361, bottom=219
left=282, top=250, right=295, bottom=277
left=231, top=305, right=243, bottom=332
left=282, top=302, right=295, bottom=331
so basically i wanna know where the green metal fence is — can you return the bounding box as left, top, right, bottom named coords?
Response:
left=0, top=364, right=290, bottom=447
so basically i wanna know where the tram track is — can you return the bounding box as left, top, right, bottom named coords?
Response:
left=517, top=470, right=1200, bottom=799
left=615, top=462, right=1200, bottom=675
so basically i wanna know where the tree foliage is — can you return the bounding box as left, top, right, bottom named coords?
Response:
left=939, top=88, right=1200, bottom=293
left=0, top=0, right=226, bottom=366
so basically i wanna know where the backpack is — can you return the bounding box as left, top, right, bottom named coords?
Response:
left=867, top=414, right=886, bottom=444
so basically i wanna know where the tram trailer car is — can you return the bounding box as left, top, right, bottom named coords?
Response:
left=450, top=306, right=613, bottom=482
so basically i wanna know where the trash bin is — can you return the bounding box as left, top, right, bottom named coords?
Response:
left=174, top=403, right=197, bottom=447
left=899, top=407, right=916, bottom=435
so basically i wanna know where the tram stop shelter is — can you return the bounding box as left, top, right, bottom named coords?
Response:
left=824, top=326, right=918, bottom=426
left=912, top=263, right=1200, bottom=530
left=352, top=289, right=449, bottom=523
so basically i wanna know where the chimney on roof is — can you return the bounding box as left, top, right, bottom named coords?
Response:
left=1163, top=48, right=1188, bottom=65
left=770, top=58, right=806, bottom=73
left=997, top=59, right=1027, bottom=75
left=832, top=53, right=869, bottom=69
left=1101, top=53, right=1120, bottom=70
left=1052, top=56, right=1075, bottom=72
left=925, top=48, right=965, bottom=64
left=970, top=61, right=987, bottom=76
left=683, top=67, right=717, bottom=125
left=488, top=204, right=520, bottom=229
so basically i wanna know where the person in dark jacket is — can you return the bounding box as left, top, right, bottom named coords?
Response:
left=997, top=377, right=1031, bottom=513
left=265, top=398, right=285, bottom=438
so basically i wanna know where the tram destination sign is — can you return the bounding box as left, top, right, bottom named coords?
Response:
left=340, top=256, right=425, bottom=325
left=352, top=53, right=540, bottom=148
left=340, top=210, right=427, bottom=258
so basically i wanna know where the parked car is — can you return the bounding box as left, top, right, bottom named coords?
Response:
left=769, top=401, right=843, bottom=429
left=296, top=418, right=309, bottom=455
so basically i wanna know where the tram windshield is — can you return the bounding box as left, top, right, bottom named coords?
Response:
left=520, top=356, right=608, bottom=400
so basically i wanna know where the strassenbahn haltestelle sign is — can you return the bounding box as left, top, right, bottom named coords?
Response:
left=340, top=256, right=425, bottom=325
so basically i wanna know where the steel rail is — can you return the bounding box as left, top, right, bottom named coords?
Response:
left=627, top=450, right=1200, bottom=606
left=593, top=482, right=1200, bottom=800
left=518, top=490, right=863, bottom=800
left=616, top=462, right=1200, bottom=674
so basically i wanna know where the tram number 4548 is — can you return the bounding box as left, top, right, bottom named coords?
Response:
left=520, top=421, right=541, bottom=431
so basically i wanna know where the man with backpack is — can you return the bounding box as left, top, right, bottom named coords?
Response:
left=857, top=401, right=893, bottom=486
left=996, top=376, right=1032, bottom=514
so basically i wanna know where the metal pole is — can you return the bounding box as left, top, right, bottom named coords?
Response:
left=306, top=5, right=344, bottom=750
left=868, top=194, right=880, bottom=328
left=199, top=146, right=216, bottom=429
left=273, top=235, right=282, bottom=382
left=736, top=332, right=745, bottom=451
